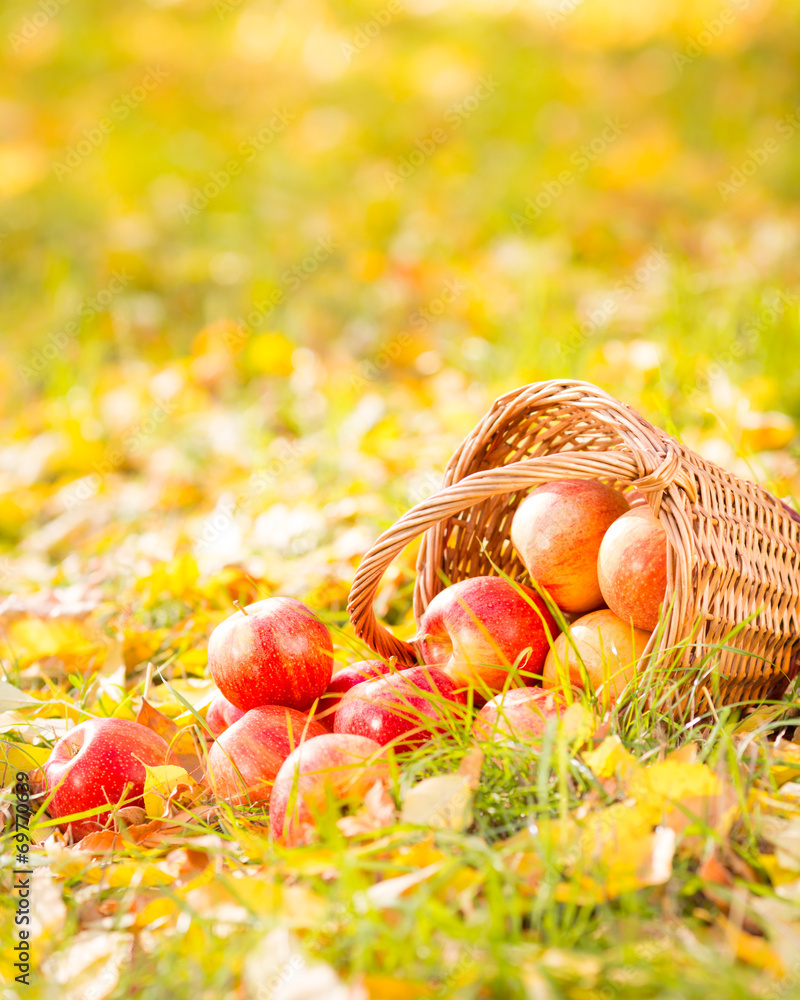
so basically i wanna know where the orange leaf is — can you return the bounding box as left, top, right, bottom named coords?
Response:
left=136, top=699, right=204, bottom=781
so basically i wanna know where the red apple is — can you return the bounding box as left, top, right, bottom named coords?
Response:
left=208, top=597, right=333, bottom=712
left=417, top=576, right=558, bottom=697
left=510, top=479, right=630, bottom=614
left=315, top=659, right=395, bottom=731
left=206, top=691, right=246, bottom=737
left=543, top=608, right=651, bottom=702
left=269, top=733, right=389, bottom=846
left=43, top=718, right=177, bottom=840
left=597, top=506, right=668, bottom=631
left=474, top=687, right=566, bottom=742
left=207, top=704, right=327, bottom=805
left=333, top=666, right=466, bottom=753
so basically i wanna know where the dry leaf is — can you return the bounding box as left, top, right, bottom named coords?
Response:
left=142, top=764, right=199, bottom=820
left=582, top=735, right=638, bottom=780
left=337, top=780, right=396, bottom=837
left=42, top=931, right=134, bottom=1000
left=136, top=699, right=204, bottom=780
left=401, top=773, right=474, bottom=831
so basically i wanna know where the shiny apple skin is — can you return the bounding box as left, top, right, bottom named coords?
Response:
left=418, top=576, right=558, bottom=697
left=208, top=597, right=333, bottom=712
left=43, top=718, right=177, bottom=840
left=333, top=666, right=466, bottom=754
left=269, top=733, right=388, bottom=846
left=207, top=704, right=327, bottom=805
left=597, top=507, right=668, bottom=632
left=206, top=690, right=246, bottom=737
left=474, top=687, right=566, bottom=741
left=511, top=479, right=630, bottom=614
left=315, top=659, right=394, bottom=731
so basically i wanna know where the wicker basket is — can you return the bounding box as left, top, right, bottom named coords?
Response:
left=347, top=379, right=800, bottom=711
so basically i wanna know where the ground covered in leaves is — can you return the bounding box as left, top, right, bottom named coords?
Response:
left=3, top=0, right=800, bottom=996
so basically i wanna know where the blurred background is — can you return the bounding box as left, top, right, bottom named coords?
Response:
left=1, top=0, right=799, bottom=651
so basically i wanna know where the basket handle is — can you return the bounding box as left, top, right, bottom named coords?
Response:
left=347, top=448, right=689, bottom=665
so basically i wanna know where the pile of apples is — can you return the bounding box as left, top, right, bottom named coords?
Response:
left=41, top=478, right=667, bottom=845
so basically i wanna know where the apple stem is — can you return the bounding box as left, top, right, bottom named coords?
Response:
left=233, top=600, right=249, bottom=616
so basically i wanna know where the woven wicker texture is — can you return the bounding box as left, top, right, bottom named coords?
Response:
left=347, top=380, right=800, bottom=709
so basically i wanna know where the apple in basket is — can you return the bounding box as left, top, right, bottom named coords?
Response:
left=511, top=478, right=630, bottom=614
left=206, top=705, right=326, bottom=805
left=417, top=576, right=557, bottom=698
left=208, top=597, right=334, bottom=712
left=43, top=718, right=178, bottom=840
left=597, top=506, right=668, bottom=632
left=543, top=609, right=651, bottom=702
left=269, top=733, right=389, bottom=846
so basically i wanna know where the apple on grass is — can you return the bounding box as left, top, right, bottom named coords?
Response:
left=474, top=687, right=566, bottom=742
left=43, top=718, right=178, bottom=840
left=597, top=506, right=668, bottom=631
left=269, top=733, right=389, bottom=846
left=314, top=659, right=395, bottom=731
left=206, top=704, right=327, bottom=806
left=543, top=608, right=651, bottom=703
left=208, top=597, right=333, bottom=712
left=206, top=690, right=246, bottom=737
left=333, top=666, right=466, bottom=754
left=510, top=478, right=630, bottom=614
left=417, top=576, right=557, bottom=699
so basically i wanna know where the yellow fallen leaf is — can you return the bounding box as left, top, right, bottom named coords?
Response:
left=627, top=761, right=723, bottom=830
left=583, top=734, right=638, bottom=780
left=556, top=826, right=675, bottom=903
left=1, top=617, right=106, bottom=672
left=718, top=914, right=785, bottom=974
left=401, top=773, right=473, bottom=831
left=365, top=862, right=444, bottom=908
left=733, top=704, right=788, bottom=735
left=135, top=896, right=179, bottom=930
left=759, top=853, right=800, bottom=887
left=560, top=702, right=596, bottom=745
left=143, top=764, right=197, bottom=820
left=106, top=861, right=174, bottom=889
left=771, top=740, right=800, bottom=787
left=0, top=738, right=50, bottom=784
left=42, top=930, right=134, bottom=1000
left=135, top=553, right=200, bottom=606
left=362, top=975, right=433, bottom=999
